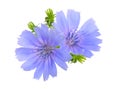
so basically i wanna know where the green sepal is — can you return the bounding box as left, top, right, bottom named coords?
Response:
left=70, top=53, right=86, bottom=63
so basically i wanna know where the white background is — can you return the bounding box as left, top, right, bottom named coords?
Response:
left=0, top=0, right=120, bottom=89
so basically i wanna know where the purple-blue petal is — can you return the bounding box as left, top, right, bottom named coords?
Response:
left=70, top=45, right=84, bottom=55
left=67, top=10, right=80, bottom=31
left=18, top=30, right=38, bottom=47
left=79, top=18, right=98, bottom=34
left=49, top=59, right=57, bottom=77
left=54, top=56, right=68, bottom=70
left=43, top=60, right=49, bottom=81
left=82, top=45, right=101, bottom=51
left=15, top=48, right=35, bottom=61
left=85, top=31, right=101, bottom=37
left=54, top=48, right=72, bottom=62
left=34, top=24, right=49, bottom=43
left=48, top=29, right=62, bottom=46
left=83, top=50, right=93, bottom=58
left=81, top=38, right=102, bottom=46
left=34, top=62, right=44, bottom=80
left=56, top=11, right=68, bottom=33
left=21, top=55, right=40, bottom=71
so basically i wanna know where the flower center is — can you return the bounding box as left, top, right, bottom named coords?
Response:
left=66, top=31, right=79, bottom=46
left=42, top=45, right=53, bottom=55
left=36, top=44, right=54, bottom=59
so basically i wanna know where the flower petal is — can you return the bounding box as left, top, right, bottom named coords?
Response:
left=43, top=60, right=50, bottom=81
left=70, top=45, right=84, bottom=55
left=81, top=38, right=102, bottom=46
left=54, top=48, right=71, bottom=62
left=83, top=45, right=101, bottom=51
left=83, top=50, right=93, bottom=58
left=18, top=30, right=38, bottom=47
left=48, top=29, right=62, bottom=46
left=56, top=11, right=68, bottom=32
left=34, top=24, right=49, bottom=43
left=34, top=61, right=44, bottom=80
left=15, top=48, right=35, bottom=61
left=54, top=56, right=68, bottom=70
left=67, top=10, right=80, bottom=31
left=46, top=57, right=57, bottom=77
left=80, top=38, right=102, bottom=51
left=21, top=55, right=40, bottom=71
left=79, top=18, right=98, bottom=35
left=85, top=31, right=101, bottom=37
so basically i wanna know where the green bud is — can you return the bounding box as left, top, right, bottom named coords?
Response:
left=45, top=8, right=55, bottom=28
left=28, top=21, right=36, bottom=32
left=70, top=53, right=86, bottom=63
left=77, top=55, right=86, bottom=63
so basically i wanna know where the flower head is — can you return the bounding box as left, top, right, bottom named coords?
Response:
left=15, top=24, right=71, bottom=81
left=55, top=10, right=102, bottom=58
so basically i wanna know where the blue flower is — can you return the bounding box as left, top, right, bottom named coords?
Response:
left=15, top=24, right=71, bottom=81
left=55, top=10, right=102, bottom=58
